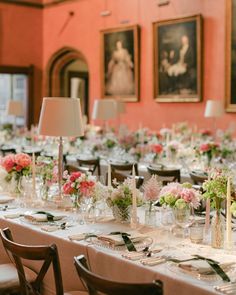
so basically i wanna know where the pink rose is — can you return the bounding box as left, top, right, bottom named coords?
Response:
left=151, top=144, right=163, bottom=154
left=15, top=153, right=31, bottom=168
left=200, top=144, right=210, bottom=152
left=70, top=172, right=81, bottom=182
left=1, top=154, right=15, bottom=172
left=63, top=182, right=75, bottom=195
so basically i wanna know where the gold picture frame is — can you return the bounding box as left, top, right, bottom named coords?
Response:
left=100, top=25, right=139, bottom=102
left=153, top=15, right=202, bottom=102
left=225, top=0, right=236, bottom=112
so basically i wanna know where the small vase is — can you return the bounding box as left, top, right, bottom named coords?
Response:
left=112, top=205, right=131, bottom=223
left=145, top=202, right=156, bottom=227
left=211, top=210, right=225, bottom=249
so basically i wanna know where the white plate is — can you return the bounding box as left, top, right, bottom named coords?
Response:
left=90, top=236, right=153, bottom=252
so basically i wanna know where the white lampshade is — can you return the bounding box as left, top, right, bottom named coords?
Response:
left=92, top=99, right=117, bottom=120
left=204, top=100, right=224, bottom=118
left=7, top=100, right=24, bottom=116
left=116, top=100, right=126, bottom=114
left=38, top=97, right=84, bottom=137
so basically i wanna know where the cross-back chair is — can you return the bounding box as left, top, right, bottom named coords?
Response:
left=74, top=255, right=163, bottom=295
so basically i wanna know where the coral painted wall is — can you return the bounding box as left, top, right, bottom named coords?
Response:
left=0, top=0, right=234, bottom=131
left=0, top=2, right=43, bottom=123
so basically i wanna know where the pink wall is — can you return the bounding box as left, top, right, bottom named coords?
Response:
left=0, top=3, right=43, bottom=123
left=0, top=0, right=233, bottom=130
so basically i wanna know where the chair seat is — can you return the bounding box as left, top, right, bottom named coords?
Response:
left=0, top=263, right=36, bottom=291
left=65, top=291, right=88, bottom=295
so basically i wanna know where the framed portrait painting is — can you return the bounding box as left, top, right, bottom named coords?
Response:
left=226, top=0, right=236, bottom=112
left=153, top=15, right=202, bottom=102
left=101, top=25, right=139, bottom=102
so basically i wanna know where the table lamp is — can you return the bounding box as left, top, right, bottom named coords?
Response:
left=92, top=99, right=117, bottom=131
left=204, top=100, right=224, bottom=137
left=6, top=100, right=24, bottom=129
left=38, top=97, right=84, bottom=199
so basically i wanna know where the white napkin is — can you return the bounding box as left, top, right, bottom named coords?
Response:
left=4, top=213, right=22, bottom=219
left=68, top=233, right=90, bottom=241
left=0, top=194, right=14, bottom=204
left=97, top=231, right=147, bottom=246
left=24, top=212, right=66, bottom=222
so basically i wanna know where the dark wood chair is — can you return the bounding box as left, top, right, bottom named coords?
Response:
left=147, top=166, right=181, bottom=185
left=77, top=158, right=101, bottom=176
left=0, top=147, right=16, bottom=156
left=22, top=150, right=42, bottom=158
left=189, top=172, right=208, bottom=185
left=65, top=164, right=92, bottom=175
left=106, top=172, right=144, bottom=189
left=110, top=162, right=139, bottom=176
left=0, top=228, right=85, bottom=295
left=74, top=255, right=163, bottom=295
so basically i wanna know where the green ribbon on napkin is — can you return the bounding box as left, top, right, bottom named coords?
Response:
left=35, top=211, right=55, bottom=222
left=193, top=255, right=230, bottom=282
left=110, top=232, right=137, bottom=252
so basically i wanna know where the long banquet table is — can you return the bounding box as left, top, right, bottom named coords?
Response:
left=0, top=207, right=234, bottom=295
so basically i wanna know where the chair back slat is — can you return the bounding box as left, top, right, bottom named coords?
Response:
left=0, top=228, right=64, bottom=295
left=110, top=163, right=138, bottom=176
left=147, top=166, right=181, bottom=185
left=77, top=158, right=101, bottom=176
left=74, top=255, right=163, bottom=295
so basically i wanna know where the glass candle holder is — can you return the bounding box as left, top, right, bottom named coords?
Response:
left=190, top=222, right=204, bottom=244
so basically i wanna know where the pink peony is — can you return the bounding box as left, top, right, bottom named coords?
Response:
left=180, top=188, right=200, bottom=209
left=15, top=153, right=31, bottom=168
left=159, top=182, right=183, bottom=198
left=200, top=143, right=211, bottom=152
left=1, top=154, right=15, bottom=172
left=70, top=172, right=82, bottom=182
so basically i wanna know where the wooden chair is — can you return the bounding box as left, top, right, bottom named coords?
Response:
left=147, top=166, right=181, bottom=185
left=189, top=172, right=208, bottom=185
left=110, top=162, right=139, bottom=176
left=0, top=228, right=86, bottom=295
left=1, top=147, right=16, bottom=156
left=65, top=164, right=92, bottom=175
left=106, top=172, right=144, bottom=189
left=23, top=150, right=42, bottom=158
left=77, top=158, right=101, bottom=176
left=74, top=255, right=163, bottom=295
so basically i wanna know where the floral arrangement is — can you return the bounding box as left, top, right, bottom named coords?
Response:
left=199, top=129, right=212, bottom=137
left=230, top=202, right=236, bottom=217
left=159, top=182, right=200, bottom=209
left=143, top=175, right=161, bottom=211
left=202, top=169, right=232, bottom=210
left=63, top=171, right=95, bottom=207
left=107, top=178, right=142, bottom=210
left=36, top=156, right=58, bottom=186
left=1, top=153, right=32, bottom=183
left=166, top=141, right=180, bottom=154
left=91, top=181, right=110, bottom=203
left=118, top=133, right=137, bottom=151
left=151, top=143, right=163, bottom=161
left=198, top=142, right=220, bottom=165
left=159, top=128, right=172, bottom=137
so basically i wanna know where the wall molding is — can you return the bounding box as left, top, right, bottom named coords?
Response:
left=0, top=0, right=78, bottom=9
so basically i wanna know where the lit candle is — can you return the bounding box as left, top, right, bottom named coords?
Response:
left=32, top=152, right=36, bottom=197
left=131, top=165, right=138, bottom=228
left=226, top=177, right=232, bottom=249
left=108, top=164, right=112, bottom=188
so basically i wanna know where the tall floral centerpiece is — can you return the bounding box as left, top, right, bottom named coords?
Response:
left=1, top=153, right=32, bottom=195
left=143, top=175, right=161, bottom=226
left=63, top=171, right=95, bottom=208
left=202, top=170, right=230, bottom=248
left=166, top=141, right=180, bottom=164
left=151, top=144, right=163, bottom=163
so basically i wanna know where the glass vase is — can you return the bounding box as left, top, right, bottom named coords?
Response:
left=112, top=205, right=131, bottom=223
left=211, top=210, right=225, bottom=249
left=145, top=203, right=156, bottom=227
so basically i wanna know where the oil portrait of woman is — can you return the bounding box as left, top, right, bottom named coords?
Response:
left=101, top=26, right=139, bottom=102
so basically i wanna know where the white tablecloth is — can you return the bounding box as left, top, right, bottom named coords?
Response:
left=0, top=207, right=234, bottom=295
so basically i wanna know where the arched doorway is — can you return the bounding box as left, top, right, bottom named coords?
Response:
left=46, top=47, right=89, bottom=120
